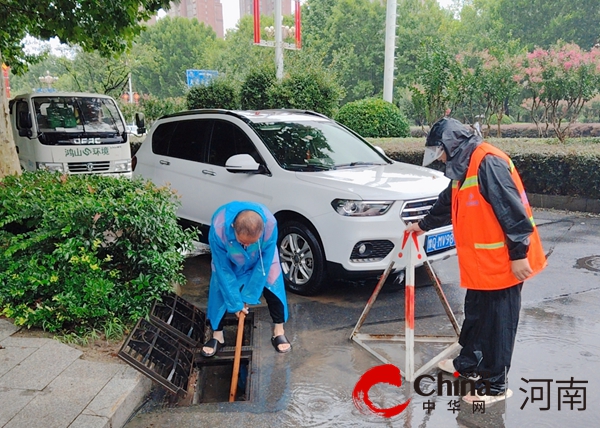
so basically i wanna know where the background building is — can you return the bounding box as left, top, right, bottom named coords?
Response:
left=164, top=0, right=224, bottom=38
left=240, top=0, right=292, bottom=19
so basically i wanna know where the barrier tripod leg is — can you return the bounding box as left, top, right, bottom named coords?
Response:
left=350, top=261, right=395, bottom=340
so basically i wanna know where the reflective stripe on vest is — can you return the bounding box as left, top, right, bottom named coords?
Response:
left=451, top=143, right=547, bottom=290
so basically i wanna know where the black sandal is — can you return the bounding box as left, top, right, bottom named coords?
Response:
left=201, top=338, right=225, bottom=357
left=271, top=335, right=292, bottom=353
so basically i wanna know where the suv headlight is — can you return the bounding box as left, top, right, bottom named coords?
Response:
left=36, top=162, right=65, bottom=172
left=331, top=199, right=394, bottom=216
left=114, top=160, right=132, bottom=172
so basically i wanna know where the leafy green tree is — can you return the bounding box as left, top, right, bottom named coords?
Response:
left=446, top=0, right=505, bottom=53
left=325, top=0, right=386, bottom=103
left=410, top=40, right=462, bottom=126
left=9, top=54, right=65, bottom=95
left=134, top=16, right=217, bottom=98
left=301, top=0, right=335, bottom=53
left=395, top=0, right=455, bottom=88
left=57, top=50, right=131, bottom=98
left=494, top=0, right=600, bottom=50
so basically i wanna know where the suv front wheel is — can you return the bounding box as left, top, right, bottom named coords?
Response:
left=278, top=221, right=326, bottom=296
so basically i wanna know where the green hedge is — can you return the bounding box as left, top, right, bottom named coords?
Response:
left=371, top=137, right=600, bottom=199
left=0, top=172, right=195, bottom=337
left=336, top=98, right=410, bottom=138
left=268, top=69, right=343, bottom=118
left=186, top=79, right=240, bottom=110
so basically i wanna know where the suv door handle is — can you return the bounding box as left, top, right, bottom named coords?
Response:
left=202, top=169, right=216, bottom=176
left=159, top=160, right=170, bottom=165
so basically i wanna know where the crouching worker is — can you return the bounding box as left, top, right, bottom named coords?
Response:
left=201, top=201, right=291, bottom=357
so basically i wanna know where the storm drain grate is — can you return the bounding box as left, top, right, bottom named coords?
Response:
left=118, top=318, right=195, bottom=397
left=119, top=296, right=256, bottom=404
left=150, top=294, right=207, bottom=347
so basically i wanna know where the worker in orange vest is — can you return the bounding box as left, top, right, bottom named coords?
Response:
left=407, top=117, right=546, bottom=405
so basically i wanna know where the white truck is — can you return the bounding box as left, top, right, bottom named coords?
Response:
left=8, top=92, right=136, bottom=177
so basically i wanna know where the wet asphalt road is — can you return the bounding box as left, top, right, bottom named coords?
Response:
left=125, top=209, right=600, bottom=428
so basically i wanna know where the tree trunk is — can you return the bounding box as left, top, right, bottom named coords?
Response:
left=0, top=54, right=21, bottom=180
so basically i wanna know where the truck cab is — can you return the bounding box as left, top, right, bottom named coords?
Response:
left=9, top=92, right=132, bottom=177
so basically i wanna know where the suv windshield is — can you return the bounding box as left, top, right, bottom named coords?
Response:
left=33, top=96, right=125, bottom=137
left=250, top=120, right=390, bottom=171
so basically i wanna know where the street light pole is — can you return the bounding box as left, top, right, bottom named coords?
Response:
left=128, top=73, right=134, bottom=104
left=383, top=0, right=397, bottom=103
left=275, top=0, right=284, bottom=80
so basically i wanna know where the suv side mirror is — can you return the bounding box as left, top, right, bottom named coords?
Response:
left=225, top=154, right=261, bottom=174
left=135, top=112, right=146, bottom=135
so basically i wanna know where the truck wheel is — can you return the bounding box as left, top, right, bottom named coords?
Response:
left=278, top=221, right=326, bottom=296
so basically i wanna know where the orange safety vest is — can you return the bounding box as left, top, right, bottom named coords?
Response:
left=451, top=143, right=547, bottom=290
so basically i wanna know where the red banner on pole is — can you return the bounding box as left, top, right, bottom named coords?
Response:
left=2, top=63, right=10, bottom=99
left=253, top=0, right=260, bottom=44
left=295, top=0, right=301, bottom=49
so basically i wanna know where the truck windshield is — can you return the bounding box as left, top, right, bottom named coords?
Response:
left=33, top=96, right=125, bottom=140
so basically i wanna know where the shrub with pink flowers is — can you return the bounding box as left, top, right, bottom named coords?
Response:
left=516, top=43, right=600, bottom=141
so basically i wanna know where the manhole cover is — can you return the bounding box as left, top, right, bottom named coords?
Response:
left=575, top=255, right=600, bottom=272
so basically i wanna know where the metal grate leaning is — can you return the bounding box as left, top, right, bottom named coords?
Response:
left=150, top=294, right=207, bottom=347
left=118, top=318, right=195, bottom=397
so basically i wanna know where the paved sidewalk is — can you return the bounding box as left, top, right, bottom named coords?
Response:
left=0, top=319, right=150, bottom=428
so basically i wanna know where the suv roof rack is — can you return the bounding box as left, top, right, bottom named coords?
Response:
left=160, top=109, right=249, bottom=122
left=159, top=108, right=329, bottom=123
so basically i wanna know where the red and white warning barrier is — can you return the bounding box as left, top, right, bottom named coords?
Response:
left=350, top=231, right=460, bottom=382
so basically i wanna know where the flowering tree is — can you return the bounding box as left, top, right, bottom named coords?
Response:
left=475, top=50, right=521, bottom=137
left=516, top=43, right=600, bottom=142
left=455, top=48, right=521, bottom=137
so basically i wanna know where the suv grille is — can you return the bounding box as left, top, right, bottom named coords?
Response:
left=68, top=161, right=110, bottom=173
left=350, top=240, right=394, bottom=263
left=400, top=197, right=438, bottom=223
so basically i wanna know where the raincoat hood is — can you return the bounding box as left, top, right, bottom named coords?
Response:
left=426, top=117, right=483, bottom=181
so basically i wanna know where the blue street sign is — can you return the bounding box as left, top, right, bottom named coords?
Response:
left=186, top=69, right=219, bottom=87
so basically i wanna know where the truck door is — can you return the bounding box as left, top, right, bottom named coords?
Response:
left=13, top=99, right=35, bottom=171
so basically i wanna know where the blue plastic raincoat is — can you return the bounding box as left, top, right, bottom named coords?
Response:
left=207, top=201, right=289, bottom=330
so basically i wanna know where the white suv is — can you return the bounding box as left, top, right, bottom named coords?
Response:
left=133, top=109, right=454, bottom=295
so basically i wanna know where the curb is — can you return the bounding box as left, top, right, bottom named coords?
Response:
left=72, top=367, right=152, bottom=428
left=529, top=193, right=600, bottom=214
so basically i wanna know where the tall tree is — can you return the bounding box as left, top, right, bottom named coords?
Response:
left=395, top=0, right=454, bottom=88
left=1, top=0, right=171, bottom=179
left=321, top=0, right=387, bottom=103
left=494, top=0, right=600, bottom=50
left=59, top=50, right=131, bottom=97
left=134, top=16, right=217, bottom=98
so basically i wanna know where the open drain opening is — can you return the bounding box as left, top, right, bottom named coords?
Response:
left=119, top=295, right=256, bottom=406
